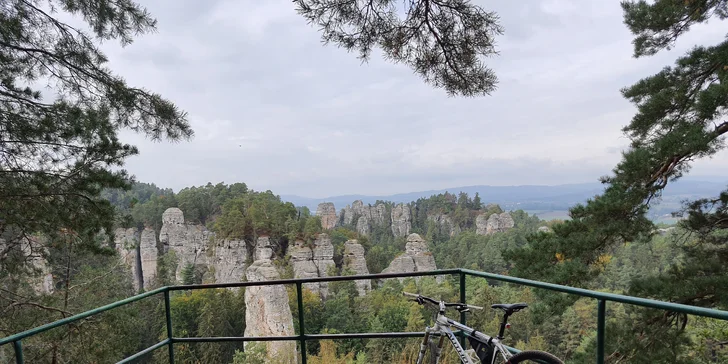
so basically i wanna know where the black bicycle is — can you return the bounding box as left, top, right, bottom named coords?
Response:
left=404, top=292, right=563, bottom=364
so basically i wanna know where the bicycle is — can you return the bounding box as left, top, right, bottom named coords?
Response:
left=403, top=292, right=563, bottom=364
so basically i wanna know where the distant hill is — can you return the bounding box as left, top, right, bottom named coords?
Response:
left=281, top=177, right=727, bottom=222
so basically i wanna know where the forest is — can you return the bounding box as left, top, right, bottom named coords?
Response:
left=1, top=181, right=725, bottom=363
left=2, top=0, right=727, bottom=363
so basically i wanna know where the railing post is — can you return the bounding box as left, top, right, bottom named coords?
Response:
left=13, top=340, right=23, bottom=364
left=459, top=271, right=467, bottom=349
left=597, top=300, right=606, bottom=364
left=164, top=289, right=175, bottom=364
left=296, top=282, right=307, bottom=364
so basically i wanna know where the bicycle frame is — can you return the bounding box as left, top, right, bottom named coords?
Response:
left=416, top=307, right=513, bottom=364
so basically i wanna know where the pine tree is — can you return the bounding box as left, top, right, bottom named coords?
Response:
left=293, top=0, right=504, bottom=96
left=505, top=1, right=728, bottom=361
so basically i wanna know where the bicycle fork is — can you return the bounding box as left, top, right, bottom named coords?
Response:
left=416, top=326, right=445, bottom=364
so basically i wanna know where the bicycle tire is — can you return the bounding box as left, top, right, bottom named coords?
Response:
left=505, top=350, right=563, bottom=364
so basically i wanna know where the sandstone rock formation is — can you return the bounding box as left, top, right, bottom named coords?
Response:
left=340, top=200, right=388, bottom=231
left=356, top=216, right=370, bottom=236
left=343, top=239, right=371, bottom=296
left=316, top=202, right=337, bottom=230
left=254, top=236, right=274, bottom=261
left=382, top=233, right=441, bottom=282
left=1, top=237, right=54, bottom=294
left=312, top=233, right=336, bottom=298
left=391, top=204, right=412, bottom=237
left=476, top=212, right=515, bottom=235
left=158, top=208, right=248, bottom=285
left=428, top=214, right=461, bottom=237
left=212, top=239, right=247, bottom=284
left=245, top=237, right=297, bottom=364
left=114, top=227, right=142, bottom=291
left=289, top=240, right=321, bottom=294
left=139, top=228, right=158, bottom=290
left=537, top=226, right=552, bottom=233
left=287, top=233, right=336, bottom=298
left=160, top=208, right=215, bottom=282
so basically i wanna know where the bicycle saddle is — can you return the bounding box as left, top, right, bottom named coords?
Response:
left=491, top=303, right=528, bottom=315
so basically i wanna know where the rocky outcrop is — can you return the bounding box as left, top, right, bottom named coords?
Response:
left=475, top=214, right=489, bottom=235
left=371, top=203, right=387, bottom=225
left=1, top=237, right=54, bottom=294
left=537, top=226, right=552, bottom=233
left=476, top=212, right=515, bottom=235
left=428, top=214, right=461, bottom=237
left=391, top=204, right=412, bottom=237
left=316, top=202, right=337, bottom=230
left=212, top=239, right=247, bottom=284
left=341, top=200, right=388, bottom=232
left=254, top=236, right=274, bottom=261
left=287, top=233, right=336, bottom=298
left=312, top=234, right=336, bottom=298
left=289, top=240, right=320, bottom=294
left=159, top=208, right=247, bottom=285
left=245, top=237, right=297, bottom=364
left=139, top=228, right=158, bottom=290
left=160, top=208, right=215, bottom=282
left=343, top=240, right=371, bottom=296
left=114, top=228, right=142, bottom=291
left=382, top=233, right=441, bottom=282
left=356, top=216, right=370, bottom=236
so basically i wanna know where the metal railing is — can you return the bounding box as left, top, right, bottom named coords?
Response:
left=2, top=268, right=727, bottom=364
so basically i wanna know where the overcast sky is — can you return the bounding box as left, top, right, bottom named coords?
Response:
left=94, top=0, right=727, bottom=198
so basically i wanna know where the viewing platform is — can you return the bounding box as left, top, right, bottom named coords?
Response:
left=2, top=268, right=727, bottom=364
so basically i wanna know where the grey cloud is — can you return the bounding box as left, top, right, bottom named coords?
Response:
left=104, top=0, right=728, bottom=197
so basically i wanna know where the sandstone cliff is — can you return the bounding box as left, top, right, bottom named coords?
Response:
left=316, top=202, right=337, bottom=230
left=476, top=212, right=515, bottom=235
left=245, top=237, right=297, bottom=364
left=289, top=240, right=320, bottom=293
left=312, top=233, right=336, bottom=298
left=340, top=200, right=388, bottom=235
left=428, top=214, right=461, bottom=237
left=1, top=237, right=54, bottom=294
left=139, top=228, right=157, bottom=290
left=343, top=239, right=371, bottom=296
left=391, top=204, right=412, bottom=237
left=382, top=233, right=441, bottom=282
left=159, top=208, right=215, bottom=282
left=288, top=234, right=336, bottom=298
left=212, top=238, right=247, bottom=284
left=159, top=208, right=248, bottom=285
left=114, top=227, right=142, bottom=291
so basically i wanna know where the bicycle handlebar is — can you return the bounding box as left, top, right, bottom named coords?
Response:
left=403, top=292, right=484, bottom=310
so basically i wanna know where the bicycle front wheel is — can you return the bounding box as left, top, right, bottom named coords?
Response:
left=422, top=337, right=440, bottom=363
left=505, top=350, right=563, bottom=364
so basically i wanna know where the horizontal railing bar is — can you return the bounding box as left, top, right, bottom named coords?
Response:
left=462, top=269, right=728, bottom=320
left=168, top=269, right=460, bottom=291
left=0, top=287, right=168, bottom=346
left=174, top=336, right=299, bottom=343
left=116, top=339, right=169, bottom=364
left=5, top=267, right=728, bottom=353
left=308, top=332, right=428, bottom=339
left=173, top=332, right=456, bottom=343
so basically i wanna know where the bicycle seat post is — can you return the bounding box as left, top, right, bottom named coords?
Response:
left=497, top=311, right=510, bottom=340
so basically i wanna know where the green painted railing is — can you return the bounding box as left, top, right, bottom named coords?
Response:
left=2, top=268, right=727, bottom=364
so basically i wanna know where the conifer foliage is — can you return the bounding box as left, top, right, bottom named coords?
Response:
left=293, top=0, right=505, bottom=96
left=505, top=1, right=728, bottom=361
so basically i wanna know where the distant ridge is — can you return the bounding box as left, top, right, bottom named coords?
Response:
left=281, top=177, right=727, bottom=222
